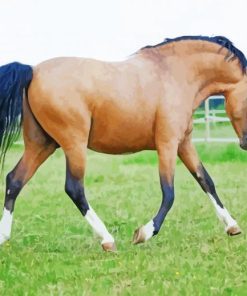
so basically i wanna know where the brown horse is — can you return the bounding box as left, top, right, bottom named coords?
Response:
left=0, top=36, right=246, bottom=251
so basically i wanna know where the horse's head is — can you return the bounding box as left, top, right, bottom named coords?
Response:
left=225, top=77, right=247, bottom=150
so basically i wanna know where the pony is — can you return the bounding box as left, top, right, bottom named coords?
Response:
left=0, top=35, right=246, bottom=251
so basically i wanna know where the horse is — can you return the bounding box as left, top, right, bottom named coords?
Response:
left=0, top=35, right=246, bottom=252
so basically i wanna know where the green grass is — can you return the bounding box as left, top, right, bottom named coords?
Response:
left=193, top=122, right=237, bottom=139
left=0, top=143, right=247, bottom=295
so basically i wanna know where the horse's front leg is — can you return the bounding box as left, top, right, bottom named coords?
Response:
left=178, top=135, right=241, bottom=235
left=133, top=140, right=178, bottom=244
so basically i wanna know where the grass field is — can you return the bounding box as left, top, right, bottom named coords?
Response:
left=0, top=141, right=247, bottom=295
left=193, top=122, right=237, bottom=139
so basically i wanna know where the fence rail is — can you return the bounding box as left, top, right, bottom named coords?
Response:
left=193, top=95, right=238, bottom=143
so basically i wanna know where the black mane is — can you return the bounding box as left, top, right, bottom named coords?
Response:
left=142, top=35, right=247, bottom=72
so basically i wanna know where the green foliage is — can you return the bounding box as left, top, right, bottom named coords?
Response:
left=0, top=144, right=246, bottom=295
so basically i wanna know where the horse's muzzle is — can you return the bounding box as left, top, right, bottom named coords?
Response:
left=240, top=134, right=247, bottom=150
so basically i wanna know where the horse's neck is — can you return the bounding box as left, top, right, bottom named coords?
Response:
left=154, top=42, right=243, bottom=109
left=191, top=58, right=243, bottom=109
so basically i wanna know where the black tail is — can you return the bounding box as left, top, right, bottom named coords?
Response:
left=0, top=62, right=33, bottom=167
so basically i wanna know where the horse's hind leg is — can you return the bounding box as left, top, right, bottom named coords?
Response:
left=0, top=98, right=57, bottom=245
left=27, top=88, right=115, bottom=251
left=0, top=141, right=56, bottom=244
left=178, top=134, right=241, bottom=235
left=64, top=143, right=115, bottom=252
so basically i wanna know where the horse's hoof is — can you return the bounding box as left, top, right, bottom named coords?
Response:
left=102, top=242, right=117, bottom=252
left=133, top=226, right=146, bottom=244
left=226, top=225, right=241, bottom=236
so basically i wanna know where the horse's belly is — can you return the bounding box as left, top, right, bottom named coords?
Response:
left=88, top=119, right=155, bottom=154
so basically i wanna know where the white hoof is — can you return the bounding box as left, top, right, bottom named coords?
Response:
left=133, top=220, right=155, bottom=244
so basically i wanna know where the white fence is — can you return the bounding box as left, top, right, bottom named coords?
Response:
left=193, top=96, right=238, bottom=143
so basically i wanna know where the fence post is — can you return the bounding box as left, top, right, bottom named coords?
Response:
left=205, top=99, right=210, bottom=142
